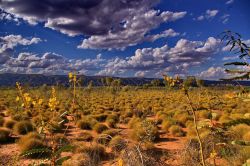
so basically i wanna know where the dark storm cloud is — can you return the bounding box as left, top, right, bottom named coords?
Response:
left=0, top=0, right=158, bottom=36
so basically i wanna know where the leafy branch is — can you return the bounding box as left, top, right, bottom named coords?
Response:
left=219, top=30, right=250, bottom=80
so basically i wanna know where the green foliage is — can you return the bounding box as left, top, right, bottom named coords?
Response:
left=220, top=30, right=250, bottom=80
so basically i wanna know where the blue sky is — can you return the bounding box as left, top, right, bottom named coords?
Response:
left=0, top=0, right=249, bottom=79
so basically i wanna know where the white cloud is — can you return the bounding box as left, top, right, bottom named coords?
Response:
left=97, top=37, right=221, bottom=77
left=222, top=56, right=238, bottom=61
left=198, top=67, right=227, bottom=80
left=206, top=10, right=219, bottom=18
left=134, top=71, right=149, bottom=77
left=226, top=0, right=234, bottom=5
left=196, top=9, right=219, bottom=21
left=0, top=34, right=42, bottom=64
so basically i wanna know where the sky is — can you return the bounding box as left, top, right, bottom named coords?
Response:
left=0, top=0, right=250, bottom=80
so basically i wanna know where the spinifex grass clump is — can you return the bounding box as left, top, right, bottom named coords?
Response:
left=0, top=116, right=4, bottom=126
left=0, top=127, right=12, bottom=143
left=131, top=119, right=159, bottom=142
left=4, top=119, right=17, bottom=129
left=18, top=132, right=48, bottom=158
left=14, top=120, right=34, bottom=135
left=93, top=123, right=109, bottom=133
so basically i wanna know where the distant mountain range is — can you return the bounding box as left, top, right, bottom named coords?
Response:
left=0, top=73, right=249, bottom=87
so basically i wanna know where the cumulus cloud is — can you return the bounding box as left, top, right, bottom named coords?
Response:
left=0, top=0, right=186, bottom=50
left=196, top=9, right=219, bottom=21
left=0, top=51, right=106, bottom=75
left=198, top=67, right=227, bottom=80
left=134, top=70, right=149, bottom=77
left=0, top=34, right=42, bottom=64
left=97, top=37, right=221, bottom=76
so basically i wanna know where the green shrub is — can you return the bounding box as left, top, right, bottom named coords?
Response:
left=93, top=124, right=108, bottom=133
left=169, top=125, right=185, bottom=137
left=14, top=121, right=34, bottom=135
left=4, top=119, right=17, bottom=129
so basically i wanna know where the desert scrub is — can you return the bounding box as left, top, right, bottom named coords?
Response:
left=109, top=136, right=127, bottom=152
left=230, top=124, right=250, bottom=139
left=128, top=117, right=141, bottom=128
left=14, top=120, right=34, bottom=135
left=169, top=125, right=185, bottom=137
left=95, top=134, right=112, bottom=145
left=62, top=153, right=90, bottom=166
left=131, top=119, right=159, bottom=142
left=161, top=119, right=176, bottom=133
left=19, top=139, right=48, bottom=158
left=0, top=116, right=4, bottom=126
left=219, top=114, right=232, bottom=123
left=198, top=111, right=212, bottom=119
left=243, top=131, right=250, bottom=141
left=0, top=127, right=12, bottom=143
left=92, top=114, right=108, bottom=122
left=4, top=119, right=16, bottom=129
left=77, top=116, right=97, bottom=130
left=106, top=118, right=117, bottom=128
left=77, top=120, right=92, bottom=130
left=102, top=129, right=119, bottom=137
left=93, top=123, right=108, bottom=133
left=76, top=143, right=107, bottom=164
left=75, top=131, right=93, bottom=142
